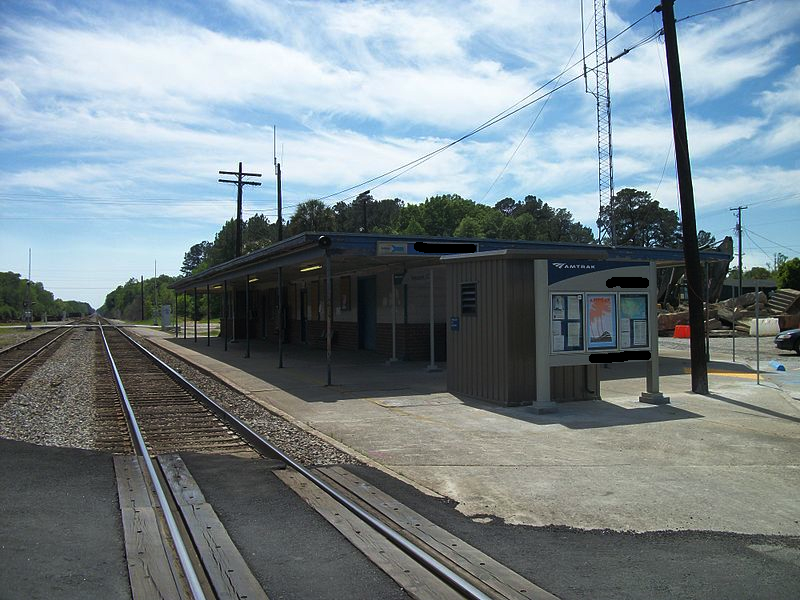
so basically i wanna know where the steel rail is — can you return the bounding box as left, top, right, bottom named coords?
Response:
left=0, top=327, right=73, bottom=382
left=115, top=324, right=492, bottom=600
left=98, top=322, right=208, bottom=600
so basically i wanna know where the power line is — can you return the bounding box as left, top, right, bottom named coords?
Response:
left=480, top=30, right=587, bottom=204
left=676, top=0, right=759, bottom=23
left=744, top=227, right=800, bottom=254
left=309, top=7, right=660, bottom=206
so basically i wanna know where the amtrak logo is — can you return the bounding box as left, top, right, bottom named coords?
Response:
left=552, top=262, right=596, bottom=270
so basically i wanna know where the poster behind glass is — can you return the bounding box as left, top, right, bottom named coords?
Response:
left=619, top=293, right=649, bottom=348
left=586, top=293, right=617, bottom=350
left=551, top=294, right=584, bottom=353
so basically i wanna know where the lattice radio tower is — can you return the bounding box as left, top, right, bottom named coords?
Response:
left=586, top=0, right=615, bottom=245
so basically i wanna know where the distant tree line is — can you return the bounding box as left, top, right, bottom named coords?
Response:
left=98, top=274, right=222, bottom=322
left=0, top=272, right=92, bottom=322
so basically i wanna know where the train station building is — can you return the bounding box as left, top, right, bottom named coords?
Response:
left=171, top=232, right=731, bottom=411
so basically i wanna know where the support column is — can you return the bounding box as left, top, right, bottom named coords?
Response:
left=230, top=284, right=237, bottom=343
left=278, top=267, right=284, bottom=368
left=224, top=280, right=228, bottom=352
left=245, top=276, right=251, bottom=358
left=641, top=261, right=670, bottom=404
left=174, top=290, right=178, bottom=338
left=532, top=260, right=557, bottom=413
left=183, top=291, right=187, bottom=340
left=388, top=273, right=399, bottom=364
left=193, top=287, right=197, bottom=343
left=325, top=252, right=332, bottom=386
left=206, top=284, right=210, bottom=347
left=426, top=267, right=440, bottom=372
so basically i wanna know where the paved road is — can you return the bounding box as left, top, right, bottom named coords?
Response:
left=659, top=336, right=800, bottom=399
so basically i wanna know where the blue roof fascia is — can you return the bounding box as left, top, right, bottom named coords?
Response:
left=171, top=231, right=732, bottom=290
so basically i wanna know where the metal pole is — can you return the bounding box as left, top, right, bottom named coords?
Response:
left=174, top=290, right=178, bottom=337
left=755, top=280, right=760, bottom=385
left=245, top=276, right=251, bottom=358
left=230, top=284, right=237, bottom=343
left=193, top=288, right=197, bottom=343
left=140, top=276, right=144, bottom=321
left=183, top=291, right=187, bottom=340
left=223, top=280, right=228, bottom=352
left=278, top=267, right=284, bottom=368
left=426, top=268, right=440, bottom=372
left=390, top=275, right=398, bottom=363
left=325, top=252, right=332, bottom=386
left=732, top=308, right=736, bottom=362
left=206, top=284, right=210, bottom=347
left=704, top=262, right=709, bottom=362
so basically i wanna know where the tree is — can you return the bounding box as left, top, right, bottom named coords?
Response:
left=494, top=197, right=517, bottom=217
left=453, top=216, right=484, bottom=238
left=598, top=188, right=681, bottom=247
left=206, top=219, right=238, bottom=267
left=181, top=241, right=212, bottom=276
left=744, top=266, right=772, bottom=280
left=287, top=199, right=336, bottom=235
left=697, top=230, right=716, bottom=248
left=420, top=194, right=475, bottom=236
left=776, top=257, right=800, bottom=290
left=243, top=213, right=274, bottom=253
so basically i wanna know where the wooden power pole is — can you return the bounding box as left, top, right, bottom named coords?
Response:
left=219, top=162, right=262, bottom=257
left=658, top=0, right=708, bottom=394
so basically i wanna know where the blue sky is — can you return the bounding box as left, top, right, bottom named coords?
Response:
left=1, top=0, right=798, bottom=309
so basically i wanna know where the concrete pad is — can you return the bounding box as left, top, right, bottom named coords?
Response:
left=138, top=329, right=800, bottom=535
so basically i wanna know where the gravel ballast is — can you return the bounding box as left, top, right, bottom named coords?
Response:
left=1, top=325, right=359, bottom=466
left=0, top=327, right=96, bottom=449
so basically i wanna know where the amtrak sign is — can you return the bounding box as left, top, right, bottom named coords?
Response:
left=547, top=259, right=644, bottom=284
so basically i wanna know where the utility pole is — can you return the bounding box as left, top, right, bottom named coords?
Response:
left=274, top=127, right=283, bottom=243
left=729, top=205, right=747, bottom=297
left=275, top=128, right=284, bottom=368
left=657, top=0, right=708, bottom=394
left=219, top=162, right=262, bottom=257
left=356, top=190, right=371, bottom=232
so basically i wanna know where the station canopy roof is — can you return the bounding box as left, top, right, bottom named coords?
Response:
left=170, top=231, right=732, bottom=293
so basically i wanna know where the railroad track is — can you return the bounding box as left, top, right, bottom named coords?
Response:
left=98, top=325, right=256, bottom=456
left=0, top=319, right=555, bottom=599
left=0, top=325, right=75, bottom=407
left=96, top=321, right=557, bottom=600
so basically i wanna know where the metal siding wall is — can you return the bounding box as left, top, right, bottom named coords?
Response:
left=507, top=260, right=536, bottom=405
left=447, top=258, right=513, bottom=405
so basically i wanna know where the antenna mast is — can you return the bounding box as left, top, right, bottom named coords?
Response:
left=590, top=0, right=616, bottom=245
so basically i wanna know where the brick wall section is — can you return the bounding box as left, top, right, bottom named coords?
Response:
left=377, top=323, right=447, bottom=361
left=286, top=319, right=445, bottom=360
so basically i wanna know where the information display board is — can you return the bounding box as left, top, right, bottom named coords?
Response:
left=619, top=293, right=649, bottom=348
left=550, top=294, right=584, bottom=352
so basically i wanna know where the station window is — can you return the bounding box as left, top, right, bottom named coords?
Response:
left=461, top=282, right=477, bottom=315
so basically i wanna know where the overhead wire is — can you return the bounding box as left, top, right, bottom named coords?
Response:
left=479, top=12, right=593, bottom=204
left=744, top=227, right=800, bottom=254
left=305, top=6, right=661, bottom=207
left=676, top=0, right=759, bottom=24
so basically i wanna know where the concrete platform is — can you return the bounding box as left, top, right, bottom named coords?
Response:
left=137, top=328, right=800, bottom=536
